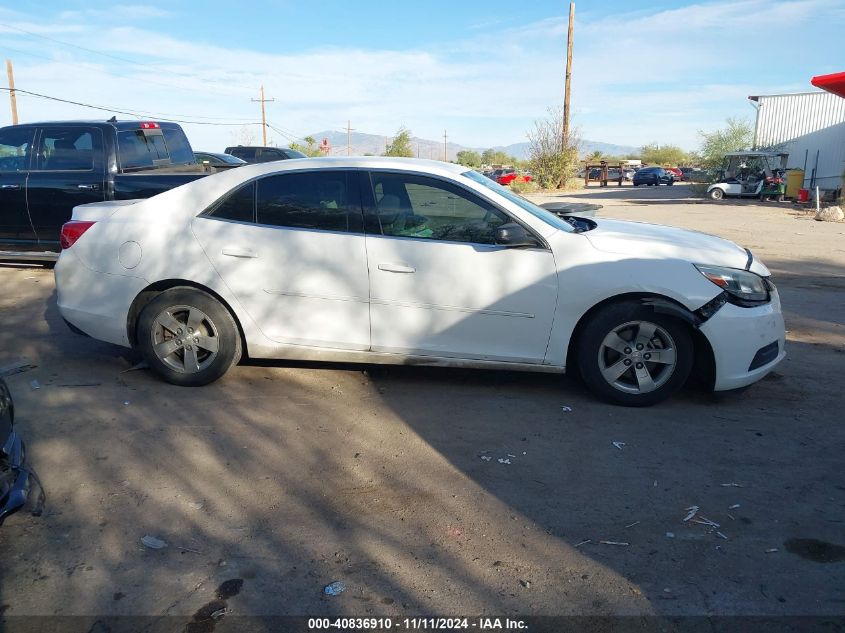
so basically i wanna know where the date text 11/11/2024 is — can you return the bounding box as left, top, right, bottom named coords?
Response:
left=307, top=617, right=528, bottom=630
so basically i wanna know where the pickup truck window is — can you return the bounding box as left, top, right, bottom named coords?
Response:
left=0, top=127, right=34, bottom=172
left=117, top=129, right=170, bottom=171
left=35, top=127, right=100, bottom=171
left=162, top=127, right=195, bottom=165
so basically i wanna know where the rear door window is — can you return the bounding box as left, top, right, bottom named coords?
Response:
left=0, top=127, right=34, bottom=172
left=256, top=170, right=362, bottom=232
left=35, top=126, right=102, bottom=171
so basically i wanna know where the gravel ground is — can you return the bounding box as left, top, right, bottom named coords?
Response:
left=1, top=185, right=843, bottom=623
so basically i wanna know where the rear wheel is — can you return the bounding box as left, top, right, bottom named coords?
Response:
left=708, top=188, right=724, bottom=200
left=137, top=288, right=241, bottom=386
left=576, top=302, right=693, bottom=406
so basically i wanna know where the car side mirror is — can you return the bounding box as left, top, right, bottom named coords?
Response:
left=494, top=223, right=541, bottom=248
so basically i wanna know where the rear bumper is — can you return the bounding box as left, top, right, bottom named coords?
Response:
left=699, top=289, right=786, bottom=391
left=1, top=430, right=31, bottom=524
left=55, top=249, right=146, bottom=348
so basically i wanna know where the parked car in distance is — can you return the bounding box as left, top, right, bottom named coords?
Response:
left=633, top=167, right=675, bottom=186
left=224, top=146, right=308, bottom=163
left=1, top=378, right=31, bottom=525
left=0, top=119, right=206, bottom=262
left=194, top=151, right=247, bottom=170
left=679, top=167, right=694, bottom=181
left=665, top=167, right=683, bottom=179
left=492, top=168, right=531, bottom=186
left=55, top=157, right=785, bottom=406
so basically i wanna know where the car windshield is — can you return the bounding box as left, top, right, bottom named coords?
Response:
left=462, top=170, right=575, bottom=233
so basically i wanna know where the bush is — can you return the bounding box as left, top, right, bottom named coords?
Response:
left=526, top=107, right=580, bottom=190
left=510, top=179, right=539, bottom=194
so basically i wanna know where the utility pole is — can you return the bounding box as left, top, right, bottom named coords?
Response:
left=6, top=59, right=18, bottom=125
left=252, top=85, right=274, bottom=146
left=443, top=130, right=448, bottom=162
left=562, top=2, right=575, bottom=150
left=559, top=2, right=575, bottom=188
left=346, top=120, right=354, bottom=156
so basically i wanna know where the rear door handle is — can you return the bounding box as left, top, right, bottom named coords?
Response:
left=0, top=184, right=21, bottom=190
left=77, top=184, right=99, bottom=190
left=378, top=263, right=415, bottom=274
left=222, top=247, right=258, bottom=259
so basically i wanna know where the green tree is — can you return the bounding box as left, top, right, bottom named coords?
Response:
left=697, top=117, right=754, bottom=169
left=383, top=127, right=414, bottom=157
left=456, top=150, right=482, bottom=167
left=289, top=136, right=323, bottom=157
left=640, top=143, right=688, bottom=166
left=526, top=106, right=580, bottom=189
left=587, top=150, right=604, bottom=162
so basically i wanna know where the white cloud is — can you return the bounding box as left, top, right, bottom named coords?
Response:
left=1, top=0, right=842, bottom=151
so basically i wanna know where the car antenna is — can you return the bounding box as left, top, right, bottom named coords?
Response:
left=107, top=115, right=117, bottom=123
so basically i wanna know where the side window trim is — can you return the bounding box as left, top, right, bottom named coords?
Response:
left=362, top=169, right=549, bottom=249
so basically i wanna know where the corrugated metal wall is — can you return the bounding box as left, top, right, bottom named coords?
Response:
left=755, top=92, right=845, bottom=191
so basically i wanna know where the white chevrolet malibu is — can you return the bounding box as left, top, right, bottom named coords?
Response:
left=55, top=157, right=785, bottom=406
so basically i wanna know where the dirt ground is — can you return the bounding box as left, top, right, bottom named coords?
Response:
left=1, top=184, right=844, bottom=624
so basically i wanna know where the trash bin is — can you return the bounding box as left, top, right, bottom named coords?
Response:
left=797, top=188, right=810, bottom=203
left=786, top=169, right=805, bottom=199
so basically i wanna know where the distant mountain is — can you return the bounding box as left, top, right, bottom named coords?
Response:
left=308, top=130, right=639, bottom=162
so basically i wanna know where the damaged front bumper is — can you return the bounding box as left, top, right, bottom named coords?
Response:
left=1, top=429, right=31, bottom=523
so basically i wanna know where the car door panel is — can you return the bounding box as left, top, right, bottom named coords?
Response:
left=363, top=171, right=558, bottom=363
left=26, top=126, right=106, bottom=248
left=0, top=126, right=36, bottom=248
left=191, top=170, right=370, bottom=350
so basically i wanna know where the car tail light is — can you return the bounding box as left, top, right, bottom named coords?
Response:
left=60, top=221, right=96, bottom=249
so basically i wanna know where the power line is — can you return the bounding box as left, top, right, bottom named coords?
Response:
left=0, top=87, right=262, bottom=126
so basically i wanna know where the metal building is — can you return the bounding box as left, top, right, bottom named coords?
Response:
left=749, top=91, right=845, bottom=193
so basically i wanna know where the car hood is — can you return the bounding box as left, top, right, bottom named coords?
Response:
left=583, top=218, right=770, bottom=275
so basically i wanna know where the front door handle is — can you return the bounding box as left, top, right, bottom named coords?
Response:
left=0, top=184, right=21, bottom=190
left=222, top=247, right=258, bottom=259
left=77, top=184, right=99, bottom=190
left=378, top=263, right=416, bottom=274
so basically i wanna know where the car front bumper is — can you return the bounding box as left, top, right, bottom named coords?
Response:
left=1, top=429, right=31, bottom=524
left=699, top=288, right=786, bottom=391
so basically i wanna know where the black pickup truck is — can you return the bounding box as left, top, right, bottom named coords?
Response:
left=0, top=119, right=208, bottom=261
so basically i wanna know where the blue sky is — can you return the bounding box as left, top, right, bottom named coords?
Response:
left=1, top=0, right=843, bottom=152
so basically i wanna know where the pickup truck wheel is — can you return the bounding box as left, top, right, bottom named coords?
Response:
left=137, top=288, right=240, bottom=387
left=576, top=302, right=693, bottom=406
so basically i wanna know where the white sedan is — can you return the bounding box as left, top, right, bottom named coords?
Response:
left=55, top=157, right=785, bottom=406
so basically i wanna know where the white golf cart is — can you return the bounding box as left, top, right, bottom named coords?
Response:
left=706, top=151, right=788, bottom=201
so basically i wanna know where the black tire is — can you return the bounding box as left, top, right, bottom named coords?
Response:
left=667, top=179, right=674, bottom=186
left=136, top=287, right=241, bottom=386
left=708, top=188, right=724, bottom=201
left=576, top=301, right=694, bottom=406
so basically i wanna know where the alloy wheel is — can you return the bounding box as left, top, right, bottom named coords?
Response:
left=150, top=305, right=220, bottom=373
left=597, top=320, right=677, bottom=394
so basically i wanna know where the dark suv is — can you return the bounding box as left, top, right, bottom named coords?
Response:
left=632, top=167, right=675, bottom=186
left=224, top=146, right=307, bottom=163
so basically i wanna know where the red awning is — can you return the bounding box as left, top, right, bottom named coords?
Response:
left=811, top=71, right=845, bottom=98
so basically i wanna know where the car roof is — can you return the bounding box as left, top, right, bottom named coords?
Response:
left=223, top=156, right=468, bottom=178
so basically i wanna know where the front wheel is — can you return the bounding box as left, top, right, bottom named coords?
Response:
left=576, top=302, right=693, bottom=406
left=137, top=288, right=241, bottom=386
left=708, top=188, right=724, bottom=200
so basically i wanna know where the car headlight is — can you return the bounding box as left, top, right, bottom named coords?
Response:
left=695, top=264, right=770, bottom=304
